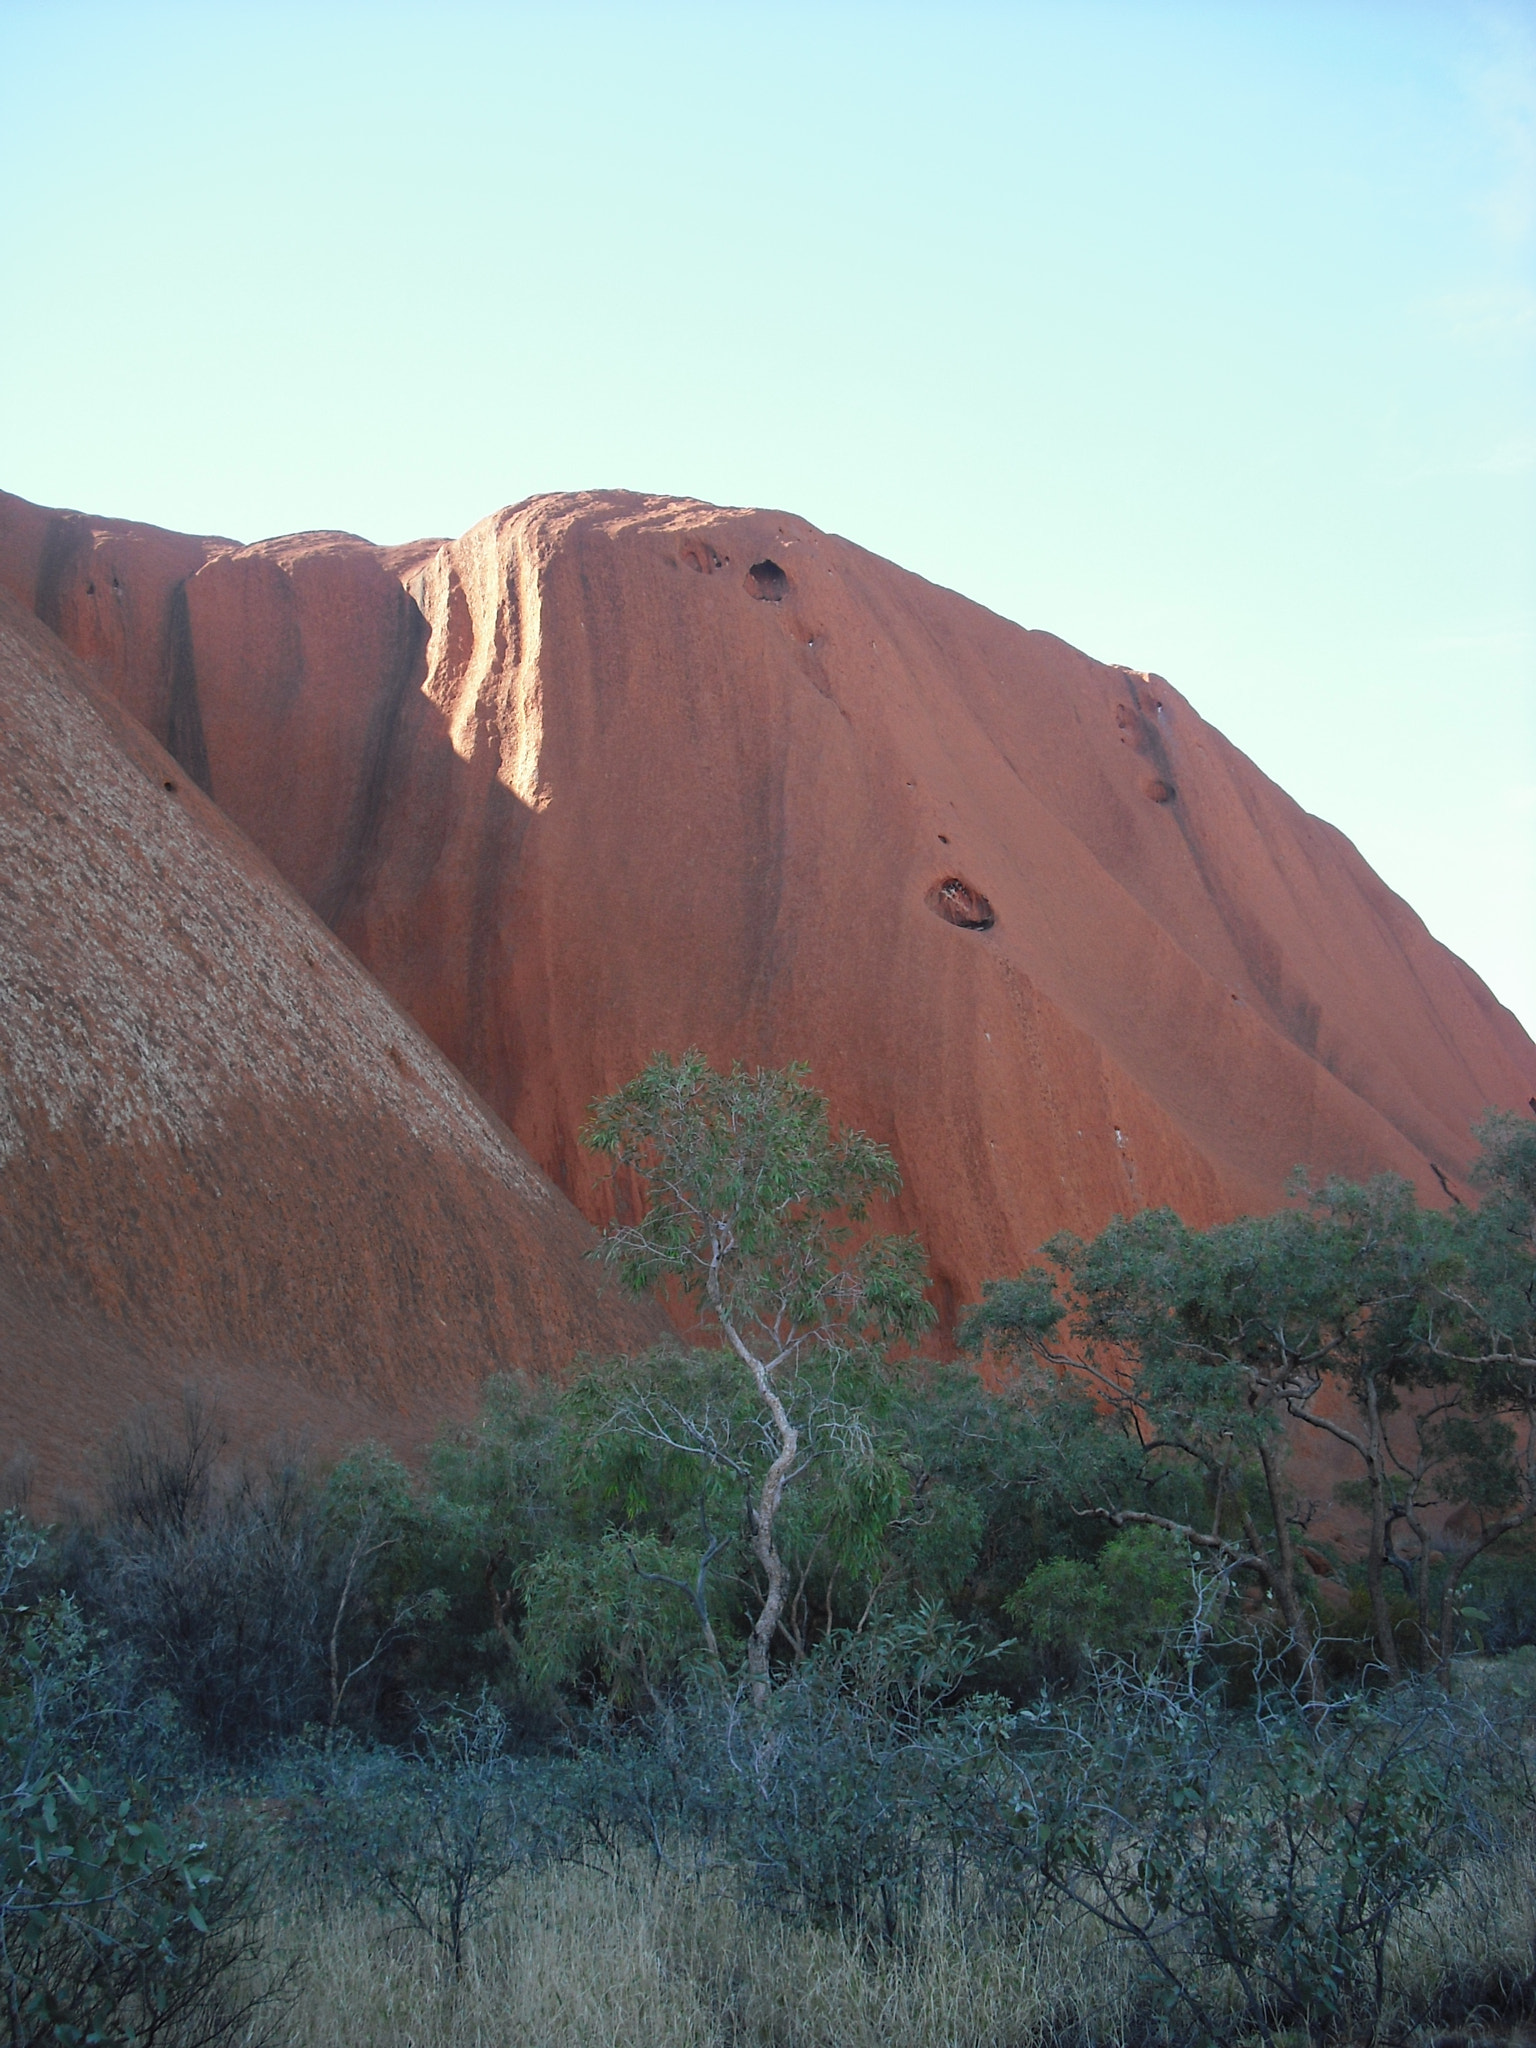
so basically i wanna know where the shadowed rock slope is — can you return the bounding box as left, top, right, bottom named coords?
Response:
left=0, top=593, right=663, bottom=1501
left=3, top=487, right=1532, bottom=1343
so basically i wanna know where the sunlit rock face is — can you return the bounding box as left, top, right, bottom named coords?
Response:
left=4, top=485, right=1533, bottom=1362
left=0, top=589, right=665, bottom=1501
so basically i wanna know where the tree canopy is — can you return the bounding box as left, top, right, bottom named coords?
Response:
left=960, top=1111, right=1536, bottom=1691
left=582, top=1051, right=934, bottom=1702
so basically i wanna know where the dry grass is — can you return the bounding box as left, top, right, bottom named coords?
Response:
left=262, top=1831, right=1536, bottom=2048
left=1381, top=1829, right=1536, bottom=2041
left=271, top=1860, right=1133, bottom=2048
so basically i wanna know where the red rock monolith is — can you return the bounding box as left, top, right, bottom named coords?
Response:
left=4, top=487, right=1532, bottom=1352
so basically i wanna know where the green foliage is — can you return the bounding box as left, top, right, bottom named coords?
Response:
left=3, top=1774, right=227, bottom=2048
left=313, top=1442, right=447, bottom=1735
left=1008, top=1525, right=1196, bottom=1673
left=422, top=1374, right=563, bottom=1654
left=1431, top=1109, right=1536, bottom=1440
left=549, top=1344, right=920, bottom=1681
left=583, top=1049, right=933, bottom=1358
left=521, top=1529, right=721, bottom=1708
left=581, top=1053, right=934, bottom=1702
left=964, top=1172, right=1444, bottom=1456
left=959, top=1121, right=1536, bottom=1689
left=997, top=1665, right=1505, bottom=2046
left=283, top=1700, right=547, bottom=1973
left=0, top=1516, right=274, bottom=2048
left=887, top=1366, right=1144, bottom=1658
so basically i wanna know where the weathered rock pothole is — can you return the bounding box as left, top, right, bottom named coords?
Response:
left=927, top=876, right=995, bottom=930
left=746, top=559, right=788, bottom=602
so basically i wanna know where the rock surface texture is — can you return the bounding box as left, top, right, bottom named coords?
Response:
left=0, top=590, right=663, bottom=1500
left=3, top=486, right=1533, bottom=1367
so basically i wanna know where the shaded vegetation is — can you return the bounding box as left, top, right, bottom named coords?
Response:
left=5, top=1059, right=1534, bottom=2044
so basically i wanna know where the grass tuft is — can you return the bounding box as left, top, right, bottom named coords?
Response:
left=267, top=1831, right=1536, bottom=2048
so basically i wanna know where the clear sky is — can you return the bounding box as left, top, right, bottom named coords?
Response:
left=3, top=0, right=1533, bottom=1033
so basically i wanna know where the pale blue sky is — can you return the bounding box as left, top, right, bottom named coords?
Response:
left=3, top=0, right=1533, bottom=1032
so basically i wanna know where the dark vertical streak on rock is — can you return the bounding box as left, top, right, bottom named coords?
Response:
left=163, top=583, right=213, bottom=797
left=34, top=517, right=84, bottom=637
left=319, top=586, right=431, bottom=929
left=1121, top=684, right=1323, bottom=1056
left=464, top=780, right=534, bottom=1109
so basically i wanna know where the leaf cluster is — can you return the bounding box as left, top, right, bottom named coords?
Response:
left=583, top=1050, right=933, bottom=1361
left=0, top=1515, right=276, bottom=2047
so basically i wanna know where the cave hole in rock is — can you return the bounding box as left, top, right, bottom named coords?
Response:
left=746, top=559, right=788, bottom=602
left=163, top=780, right=178, bottom=793
left=927, top=876, right=995, bottom=931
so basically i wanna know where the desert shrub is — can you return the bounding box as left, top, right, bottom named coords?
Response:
left=246, top=1578, right=1536, bottom=2035
left=92, top=1405, right=326, bottom=1754
left=63, top=1397, right=437, bottom=1757
left=279, top=1698, right=552, bottom=1970
left=540, top=1609, right=1004, bottom=1948
left=271, top=1609, right=1007, bottom=1961
left=0, top=1772, right=265, bottom=2048
left=712, top=1610, right=1004, bottom=1944
left=986, top=1654, right=1512, bottom=2047
left=0, top=1515, right=276, bottom=2047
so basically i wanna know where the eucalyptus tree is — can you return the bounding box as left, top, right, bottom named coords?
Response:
left=959, top=1178, right=1449, bottom=1697
left=583, top=1051, right=933, bottom=1705
left=962, top=1111, right=1536, bottom=1691
left=1412, top=1109, right=1536, bottom=1666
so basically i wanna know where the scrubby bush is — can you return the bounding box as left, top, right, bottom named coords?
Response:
left=982, top=1647, right=1534, bottom=2046
left=278, top=1699, right=552, bottom=1972
left=546, top=1608, right=1004, bottom=1941
left=1007, top=1524, right=1197, bottom=1678
left=61, top=1398, right=442, bottom=1756
left=710, top=1609, right=1004, bottom=1943
left=0, top=1516, right=276, bottom=2047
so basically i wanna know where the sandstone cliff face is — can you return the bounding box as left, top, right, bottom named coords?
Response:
left=0, top=592, right=663, bottom=1500
left=3, top=487, right=1532, bottom=1346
